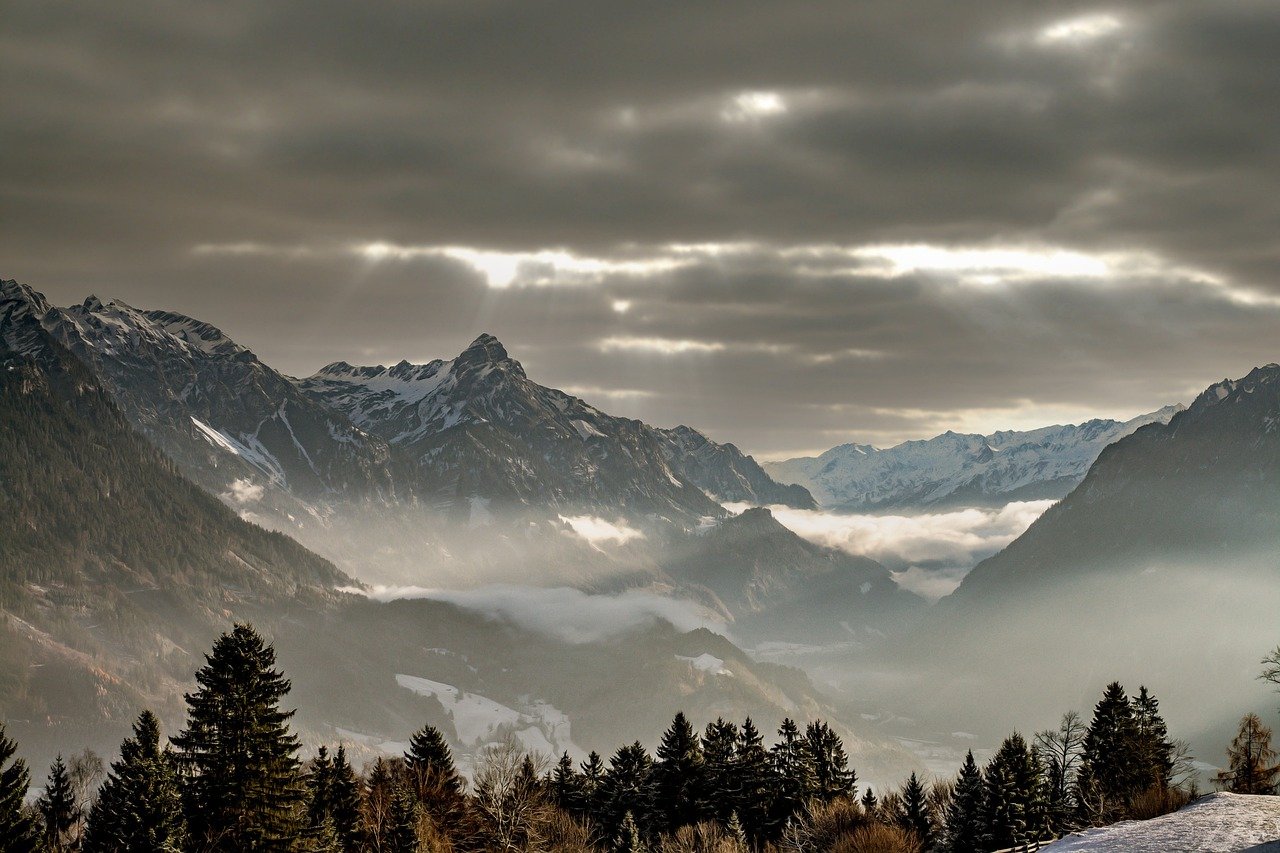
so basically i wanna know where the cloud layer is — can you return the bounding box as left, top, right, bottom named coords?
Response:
left=358, top=584, right=726, bottom=644
left=5, top=2, right=1280, bottom=455
left=726, top=501, right=1055, bottom=599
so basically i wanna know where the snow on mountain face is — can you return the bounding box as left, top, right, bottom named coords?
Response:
left=300, top=333, right=801, bottom=522
left=0, top=283, right=397, bottom=505
left=656, top=424, right=816, bottom=509
left=764, top=407, right=1183, bottom=510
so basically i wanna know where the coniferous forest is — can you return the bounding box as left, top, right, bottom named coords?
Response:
left=3, top=624, right=1276, bottom=853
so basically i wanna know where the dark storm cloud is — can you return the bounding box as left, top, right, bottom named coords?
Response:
left=3, top=0, right=1279, bottom=455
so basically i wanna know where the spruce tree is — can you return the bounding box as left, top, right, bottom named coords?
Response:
left=0, top=724, right=40, bottom=853
left=897, top=772, right=932, bottom=849
left=405, top=724, right=463, bottom=798
left=701, top=718, right=739, bottom=824
left=580, top=751, right=607, bottom=824
left=1077, top=681, right=1141, bottom=818
left=652, top=712, right=705, bottom=833
left=944, top=751, right=983, bottom=853
left=859, top=787, right=878, bottom=818
left=734, top=718, right=773, bottom=844
left=39, top=754, right=79, bottom=853
left=981, top=734, right=1038, bottom=849
left=803, top=720, right=856, bottom=803
left=600, top=742, right=653, bottom=840
left=171, top=623, right=305, bottom=851
left=1215, top=713, right=1280, bottom=794
left=326, top=746, right=363, bottom=852
left=550, top=752, right=585, bottom=815
left=386, top=781, right=421, bottom=853
left=83, top=711, right=186, bottom=853
left=1131, top=686, right=1174, bottom=790
left=768, top=718, right=813, bottom=835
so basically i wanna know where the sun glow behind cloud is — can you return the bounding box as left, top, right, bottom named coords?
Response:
left=1035, top=13, right=1125, bottom=46
left=191, top=237, right=1278, bottom=308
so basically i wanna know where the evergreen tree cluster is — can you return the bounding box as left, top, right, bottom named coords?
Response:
left=8, top=625, right=1262, bottom=853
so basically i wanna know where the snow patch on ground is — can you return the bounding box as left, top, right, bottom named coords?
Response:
left=676, top=653, right=732, bottom=676
left=394, top=674, right=584, bottom=761
left=1043, top=792, right=1280, bottom=852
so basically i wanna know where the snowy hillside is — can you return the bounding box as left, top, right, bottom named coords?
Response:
left=765, top=407, right=1182, bottom=510
left=1043, top=793, right=1280, bottom=852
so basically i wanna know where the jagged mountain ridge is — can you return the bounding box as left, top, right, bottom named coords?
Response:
left=300, top=333, right=813, bottom=521
left=764, top=406, right=1183, bottom=510
left=1, top=279, right=402, bottom=515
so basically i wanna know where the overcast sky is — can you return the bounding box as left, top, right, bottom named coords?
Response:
left=4, top=1, right=1279, bottom=457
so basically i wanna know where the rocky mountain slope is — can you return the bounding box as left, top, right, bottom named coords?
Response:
left=661, top=508, right=923, bottom=644
left=765, top=407, right=1182, bottom=510
left=300, top=334, right=814, bottom=522
left=866, top=364, right=1280, bottom=749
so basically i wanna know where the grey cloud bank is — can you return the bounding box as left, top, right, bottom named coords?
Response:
left=4, top=1, right=1279, bottom=455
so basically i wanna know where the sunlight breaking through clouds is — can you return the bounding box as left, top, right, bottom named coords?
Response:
left=1035, top=12, right=1125, bottom=46
left=190, top=238, right=1280, bottom=307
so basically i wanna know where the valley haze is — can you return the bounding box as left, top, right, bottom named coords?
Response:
left=4, top=2, right=1280, bottom=849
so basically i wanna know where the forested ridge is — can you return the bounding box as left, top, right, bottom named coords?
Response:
left=3, top=625, right=1275, bottom=853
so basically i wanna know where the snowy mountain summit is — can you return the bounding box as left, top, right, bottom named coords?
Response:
left=765, top=407, right=1183, bottom=510
left=301, top=332, right=813, bottom=519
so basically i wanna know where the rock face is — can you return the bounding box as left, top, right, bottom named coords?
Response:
left=656, top=425, right=817, bottom=509
left=299, top=333, right=809, bottom=522
left=765, top=407, right=1183, bottom=510
left=1, top=280, right=401, bottom=519
left=2, top=280, right=815, bottom=585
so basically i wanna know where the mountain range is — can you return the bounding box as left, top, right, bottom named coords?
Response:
left=0, top=277, right=916, bottom=782
left=764, top=407, right=1183, bottom=510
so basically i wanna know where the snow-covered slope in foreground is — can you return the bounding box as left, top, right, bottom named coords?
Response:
left=1044, top=793, right=1280, bottom=852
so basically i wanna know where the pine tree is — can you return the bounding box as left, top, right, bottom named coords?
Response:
left=897, top=772, right=932, bottom=849
left=1216, top=713, right=1280, bottom=794
left=1131, top=686, right=1174, bottom=791
left=580, top=751, right=607, bottom=824
left=944, top=751, right=983, bottom=853
left=734, top=718, right=773, bottom=844
left=652, top=712, right=705, bottom=833
left=405, top=724, right=463, bottom=799
left=83, top=711, right=186, bottom=853
left=171, top=623, right=305, bottom=851
left=386, top=780, right=421, bottom=853
left=550, top=752, right=585, bottom=816
left=1077, top=682, right=1141, bottom=819
left=768, top=718, right=813, bottom=835
left=861, top=787, right=879, bottom=814
left=700, top=718, right=739, bottom=824
left=600, top=742, right=653, bottom=841
left=0, top=724, right=40, bottom=853
left=327, top=746, right=363, bottom=853
left=803, top=720, right=856, bottom=803
left=39, top=754, right=79, bottom=852
left=981, top=734, right=1038, bottom=849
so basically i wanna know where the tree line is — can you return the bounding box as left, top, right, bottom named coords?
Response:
left=1, top=625, right=1277, bottom=853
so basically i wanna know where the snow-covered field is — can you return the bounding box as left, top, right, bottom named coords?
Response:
left=1043, top=793, right=1280, bottom=852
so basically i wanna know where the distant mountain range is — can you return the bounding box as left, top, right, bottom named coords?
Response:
left=0, top=280, right=814, bottom=584
left=764, top=407, right=1183, bottom=510
left=869, top=364, right=1280, bottom=750
left=0, top=277, right=914, bottom=780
